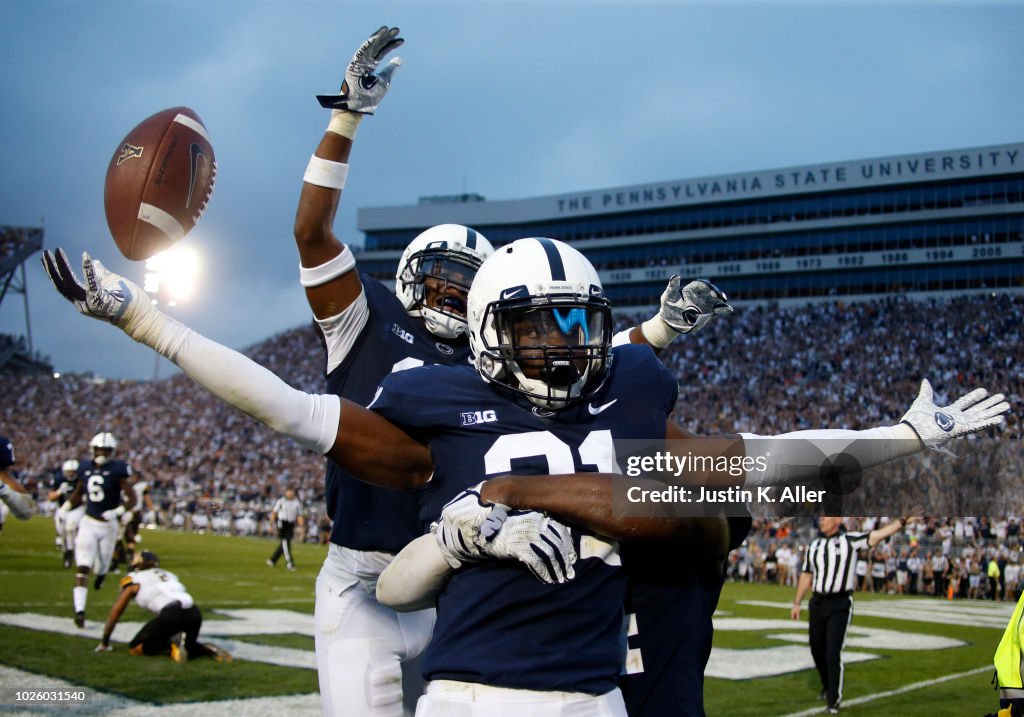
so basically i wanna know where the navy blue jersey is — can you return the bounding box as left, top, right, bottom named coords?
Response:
left=324, top=275, right=471, bottom=553
left=371, top=344, right=678, bottom=694
left=619, top=515, right=752, bottom=716
left=78, top=459, right=132, bottom=519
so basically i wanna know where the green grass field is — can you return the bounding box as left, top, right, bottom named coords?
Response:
left=0, top=517, right=1007, bottom=715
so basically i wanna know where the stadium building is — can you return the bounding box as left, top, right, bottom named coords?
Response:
left=356, top=142, right=1024, bottom=309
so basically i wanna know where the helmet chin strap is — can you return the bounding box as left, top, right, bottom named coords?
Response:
left=93, top=454, right=109, bottom=466
left=420, top=306, right=467, bottom=339
left=510, top=361, right=588, bottom=410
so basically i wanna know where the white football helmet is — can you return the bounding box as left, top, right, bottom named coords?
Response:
left=89, top=432, right=117, bottom=466
left=396, top=224, right=494, bottom=339
left=468, top=238, right=612, bottom=410
left=62, top=459, right=80, bottom=476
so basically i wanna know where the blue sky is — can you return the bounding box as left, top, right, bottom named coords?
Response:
left=2, top=0, right=1023, bottom=380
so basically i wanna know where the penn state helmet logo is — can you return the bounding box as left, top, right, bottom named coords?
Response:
left=116, top=143, right=144, bottom=166
left=934, top=411, right=955, bottom=432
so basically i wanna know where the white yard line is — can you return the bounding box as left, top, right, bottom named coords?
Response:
left=0, top=664, right=320, bottom=717
left=778, top=665, right=992, bottom=717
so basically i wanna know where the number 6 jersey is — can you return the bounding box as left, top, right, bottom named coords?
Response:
left=370, top=343, right=678, bottom=695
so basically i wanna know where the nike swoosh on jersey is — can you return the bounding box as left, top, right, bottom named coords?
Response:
left=588, top=399, right=618, bottom=415
left=187, top=143, right=205, bottom=209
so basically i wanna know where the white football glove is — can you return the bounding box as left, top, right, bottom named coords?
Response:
left=483, top=510, right=577, bottom=584
left=661, top=276, right=733, bottom=335
left=120, top=509, right=135, bottom=526
left=316, top=26, right=403, bottom=114
left=42, top=249, right=155, bottom=337
left=101, top=506, right=126, bottom=523
left=432, top=482, right=502, bottom=568
left=900, top=378, right=1009, bottom=454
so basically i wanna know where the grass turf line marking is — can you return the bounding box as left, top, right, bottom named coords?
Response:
left=778, top=665, right=991, bottom=717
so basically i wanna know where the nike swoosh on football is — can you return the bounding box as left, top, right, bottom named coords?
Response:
left=588, top=399, right=618, bottom=415
left=187, top=143, right=205, bottom=209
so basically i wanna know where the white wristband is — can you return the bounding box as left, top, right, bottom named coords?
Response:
left=299, top=246, right=356, bottom=288
left=641, top=314, right=681, bottom=349
left=303, top=155, right=349, bottom=190
left=327, top=110, right=361, bottom=139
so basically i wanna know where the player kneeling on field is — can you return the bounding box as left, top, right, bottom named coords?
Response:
left=94, top=551, right=230, bottom=662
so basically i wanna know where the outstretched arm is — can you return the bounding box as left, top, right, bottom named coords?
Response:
left=736, top=379, right=1009, bottom=488
left=868, top=517, right=913, bottom=548
left=0, top=470, right=33, bottom=520
left=43, top=250, right=433, bottom=490
left=294, top=26, right=403, bottom=321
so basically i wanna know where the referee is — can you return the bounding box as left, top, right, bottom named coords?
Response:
left=790, top=516, right=912, bottom=714
left=266, top=488, right=304, bottom=571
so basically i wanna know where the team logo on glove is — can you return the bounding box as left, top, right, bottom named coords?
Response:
left=934, top=411, right=955, bottom=432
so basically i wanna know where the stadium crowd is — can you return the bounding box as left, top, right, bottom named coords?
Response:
left=732, top=516, right=1024, bottom=602
left=1, top=292, right=1020, bottom=551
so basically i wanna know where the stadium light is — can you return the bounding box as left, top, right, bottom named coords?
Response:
left=144, top=245, right=201, bottom=305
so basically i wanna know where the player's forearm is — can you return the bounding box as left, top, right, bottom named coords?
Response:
left=126, top=309, right=342, bottom=456
left=0, top=479, right=33, bottom=519
left=330, top=402, right=433, bottom=489
left=376, top=533, right=452, bottom=611
left=612, top=326, right=664, bottom=354
left=481, top=473, right=723, bottom=544
left=101, top=594, right=132, bottom=644
left=739, top=425, right=922, bottom=488
left=293, top=131, right=353, bottom=265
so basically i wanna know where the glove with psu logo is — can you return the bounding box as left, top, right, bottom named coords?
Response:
left=900, top=378, right=1009, bottom=455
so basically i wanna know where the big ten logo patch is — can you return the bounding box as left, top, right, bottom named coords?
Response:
left=461, top=410, right=497, bottom=426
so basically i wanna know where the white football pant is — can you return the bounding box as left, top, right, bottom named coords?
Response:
left=316, top=544, right=435, bottom=717
left=74, top=515, right=118, bottom=573
left=415, top=681, right=628, bottom=717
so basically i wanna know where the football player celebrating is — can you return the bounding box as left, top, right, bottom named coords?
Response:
left=291, top=26, right=729, bottom=717
left=95, top=551, right=230, bottom=662
left=0, top=436, right=34, bottom=522
left=60, top=432, right=136, bottom=627
left=295, top=26, right=494, bottom=716
left=43, top=236, right=1009, bottom=715
left=48, top=459, right=81, bottom=567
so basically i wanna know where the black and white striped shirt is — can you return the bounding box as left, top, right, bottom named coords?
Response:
left=801, top=529, right=870, bottom=594
left=272, top=497, right=303, bottom=524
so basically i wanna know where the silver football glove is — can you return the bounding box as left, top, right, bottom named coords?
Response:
left=433, top=482, right=577, bottom=584
left=433, top=482, right=502, bottom=567
left=484, top=510, right=576, bottom=584
left=42, top=249, right=152, bottom=331
left=316, top=26, right=403, bottom=114
left=660, top=276, right=733, bottom=335
left=900, top=378, right=1009, bottom=454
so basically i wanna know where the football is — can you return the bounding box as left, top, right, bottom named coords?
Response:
left=103, top=107, right=216, bottom=261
